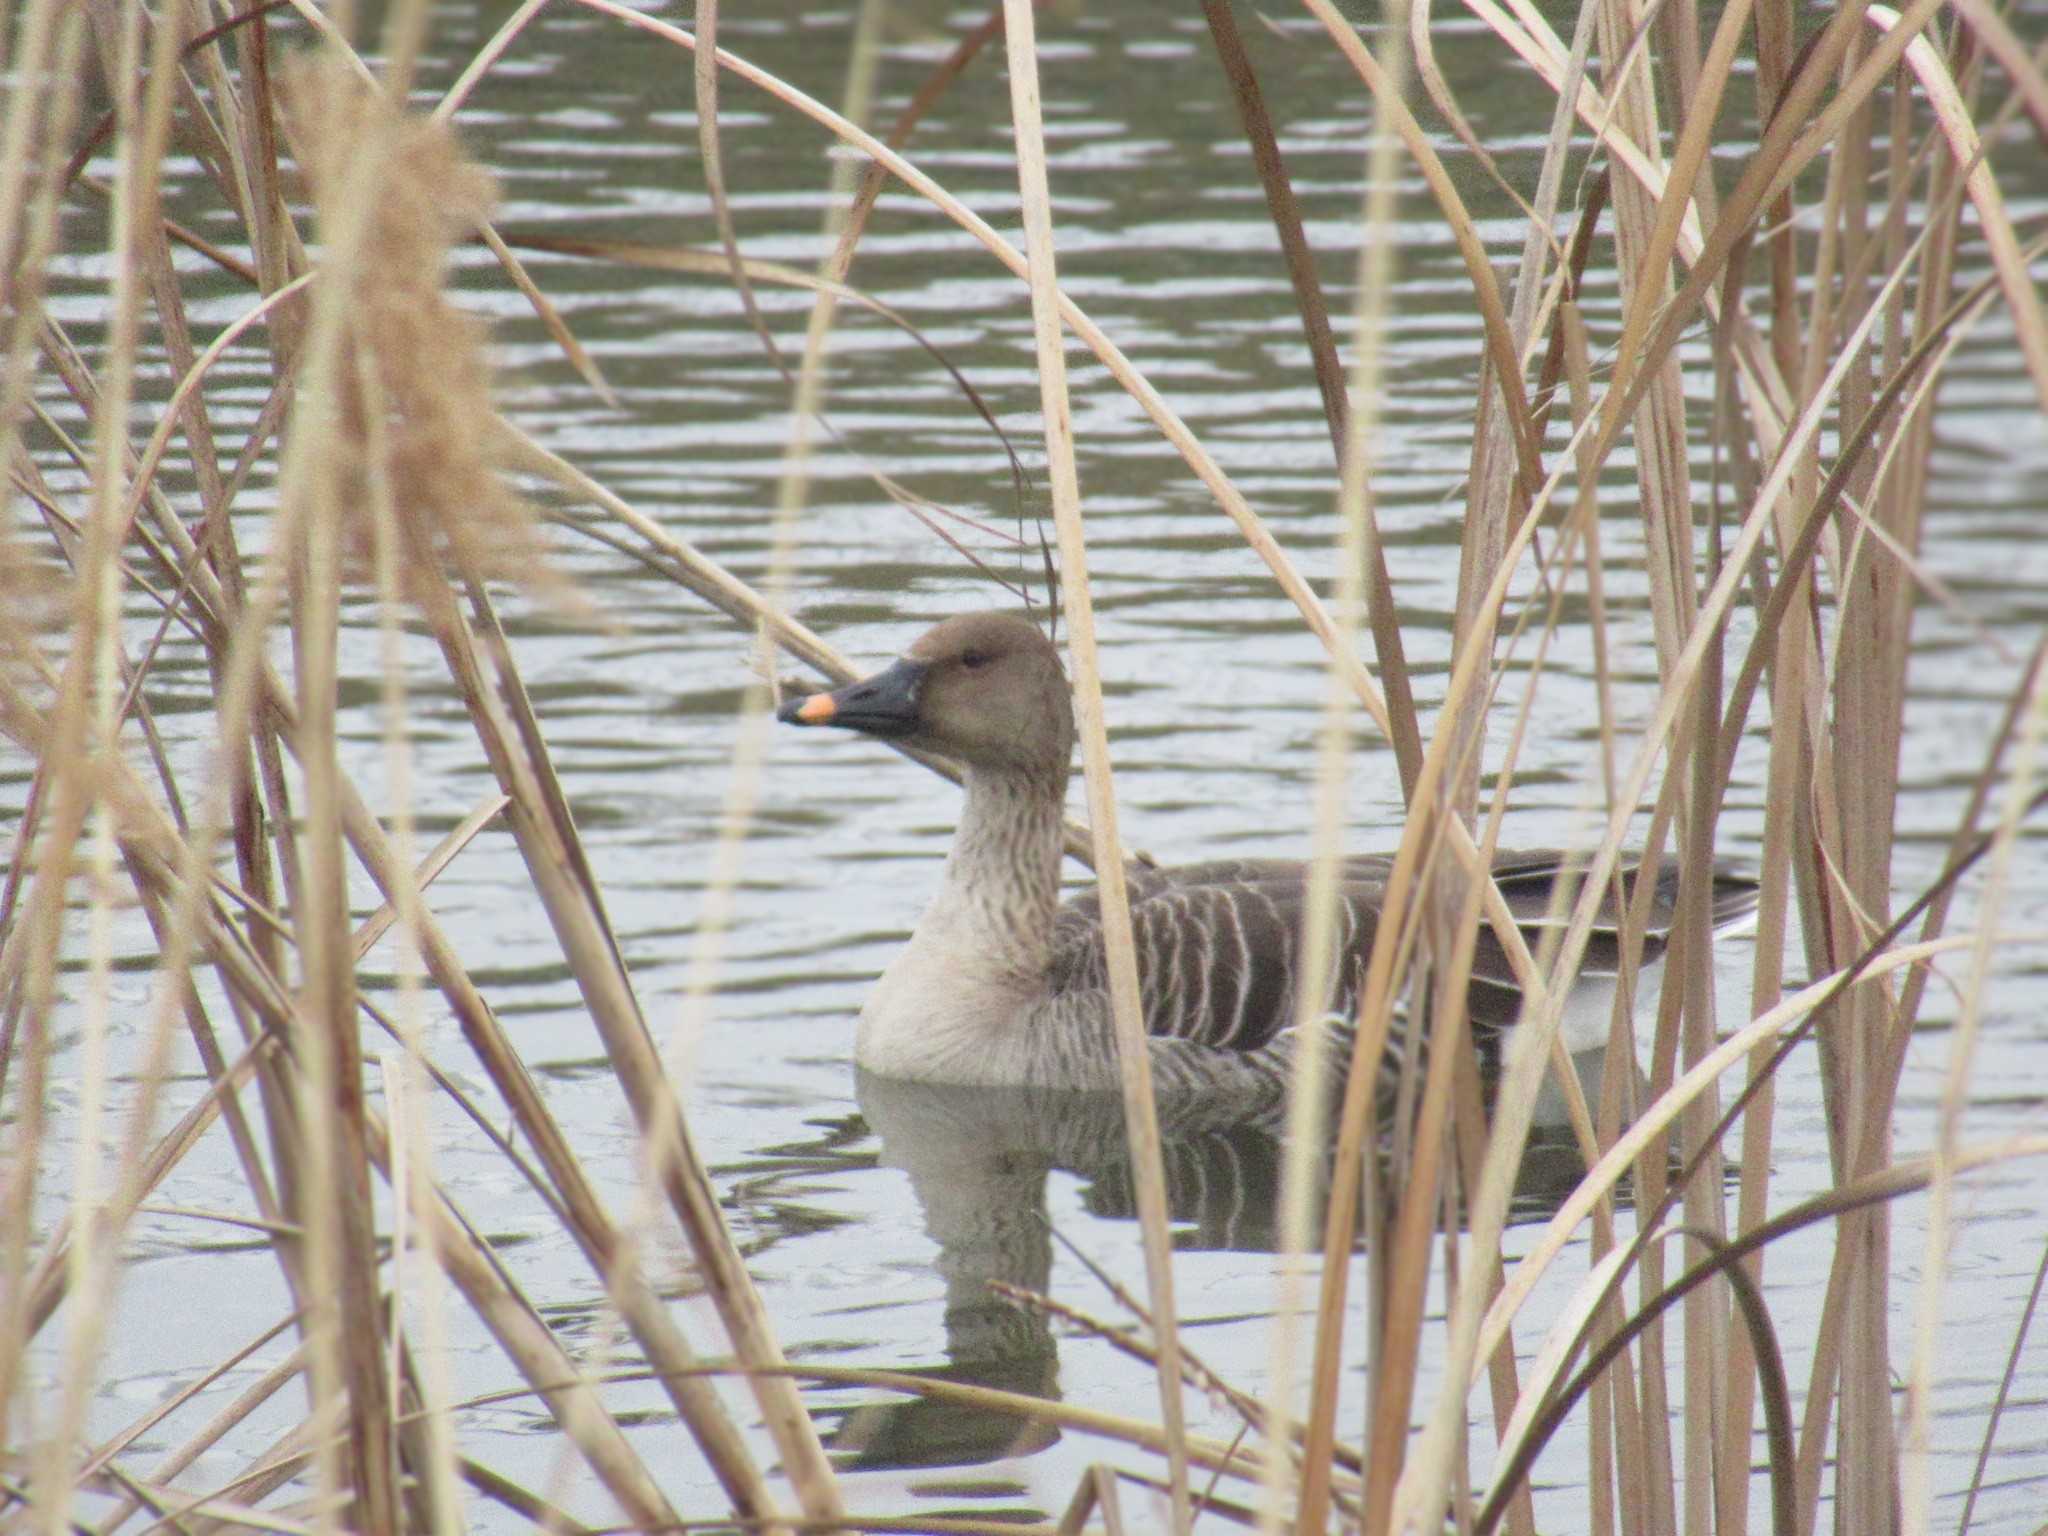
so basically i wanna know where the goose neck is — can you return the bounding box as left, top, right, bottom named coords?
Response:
left=934, top=764, right=1066, bottom=974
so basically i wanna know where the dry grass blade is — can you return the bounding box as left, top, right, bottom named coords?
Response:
left=1465, top=173, right=1940, bottom=1429
left=31, top=5, right=206, bottom=1524
left=1948, top=0, right=2048, bottom=145
left=989, top=1270, right=1300, bottom=1468
left=462, top=1357, right=1286, bottom=1490
left=88, top=1332, right=310, bottom=1535
left=690, top=0, right=770, bottom=379
left=1057, top=1464, right=1125, bottom=1536
left=24, top=1023, right=278, bottom=1335
left=1483, top=911, right=2004, bottom=1367
left=1490, top=794, right=2048, bottom=1384
left=80, top=1310, right=299, bottom=1488
left=1492, top=783, right=2047, bottom=1528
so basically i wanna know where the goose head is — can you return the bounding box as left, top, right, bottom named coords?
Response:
left=778, top=611, right=1074, bottom=781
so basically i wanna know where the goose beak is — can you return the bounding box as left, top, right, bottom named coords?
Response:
left=776, top=657, right=926, bottom=738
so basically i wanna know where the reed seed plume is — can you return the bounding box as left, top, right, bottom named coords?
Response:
left=276, top=55, right=550, bottom=602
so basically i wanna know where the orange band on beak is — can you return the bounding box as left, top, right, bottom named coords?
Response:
left=790, top=691, right=839, bottom=724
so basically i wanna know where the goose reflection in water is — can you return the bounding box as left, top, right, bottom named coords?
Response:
left=825, top=1063, right=1605, bottom=1477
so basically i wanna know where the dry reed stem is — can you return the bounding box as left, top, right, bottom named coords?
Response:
left=1487, top=751, right=2045, bottom=1528
left=1259, top=0, right=1412, bottom=1528
left=1302, top=380, right=1634, bottom=1533
left=0, top=0, right=90, bottom=523
left=336, top=833, right=760, bottom=1521
left=1201, top=0, right=1425, bottom=798
left=3, top=704, right=685, bottom=1525
left=1413, top=9, right=1611, bottom=1501
left=1589, top=8, right=1724, bottom=1531
left=997, top=0, right=1193, bottom=1527
left=473, top=1359, right=1294, bottom=1491
left=1773, top=92, right=2039, bottom=1536
left=1479, top=1133, right=2048, bottom=1536
left=1563, top=305, right=1639, bottom=1536
left=431, top=0, right=551, bottom=122
left=32, top=3, right=193, bottom=1524
left=348, top=793, right=508, bottom=960
left=1598, top=4, right=1933, bottom=455
left=1771, top=262, right=2048, bottom=1535
left=1395, top=308, right=1780, bottom=1536
left=991, top=1276, right=1284, bottom=1463
left=369, top=458, right=463, bottom=1531
left=81, top=1309, right=300, bottom=1486
left=810, top=6, right=1005, bottom=293
left=271, top=44, right=555, bottom=1525
left=691, top=1, right=769, bottom=387
left=100, top=1329, right=310, bottom=1532
left=1469, top=0, right=1800, bottom=449
left=429, top=0, right=617, bottom=400
left=1848, top=10, right=2048, bottom=414
left=1958, top=1232, right=2048, bottom=1536
left=1306, top=0, right=1542, bottom=492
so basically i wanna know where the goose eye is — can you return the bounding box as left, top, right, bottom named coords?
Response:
left=961, top=649, right=990, bottom=671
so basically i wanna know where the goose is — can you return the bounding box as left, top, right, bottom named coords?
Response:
left=778, top=611, right=1757, bottom=1095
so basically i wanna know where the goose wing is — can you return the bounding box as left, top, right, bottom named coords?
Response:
left=1050, top=870, right=1385, bottom=1055
left=1463, top=852, right=1760, bottom=1027
left=1056, top=852, right=1759, bottom=1043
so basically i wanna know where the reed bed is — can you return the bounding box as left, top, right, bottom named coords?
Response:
left=4, top=1, right=2046, bottom=1533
